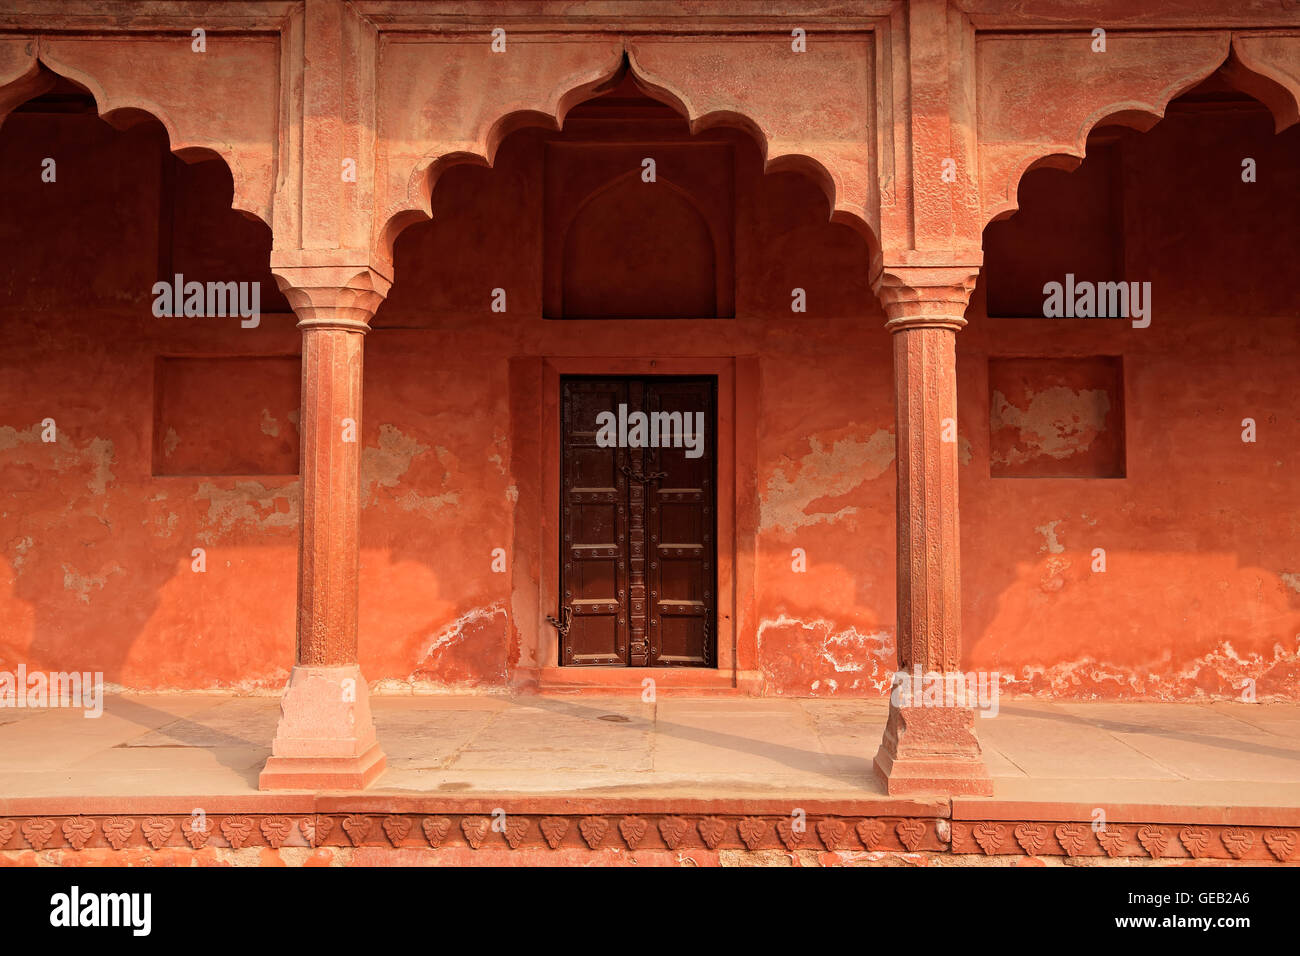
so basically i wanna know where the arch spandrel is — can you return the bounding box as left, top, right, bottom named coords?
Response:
left=626, top=36, right=878, bottom=242
left=376, top=34, right=881, bottom=263
left=0, top=38, right=51, bottom=119
left=1230, top=34, right=1300, bottom=131
left=976, top=31, right=1230, bottom=227
left=376, top=36, right=626, bottom=261
left=35, top=34, right=279, bottom=226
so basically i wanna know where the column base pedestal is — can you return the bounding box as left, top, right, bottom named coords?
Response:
left=259, top=664, right=387, bottom=791
left=873, top=703, right=993, bottom=796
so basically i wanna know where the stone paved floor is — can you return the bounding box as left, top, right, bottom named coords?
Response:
left=0, top=694, right=1298, bottom=807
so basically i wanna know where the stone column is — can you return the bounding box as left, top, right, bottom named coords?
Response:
left=260, top=265, right=391, bottom=790
left=871, top=264, right=993, bottom=796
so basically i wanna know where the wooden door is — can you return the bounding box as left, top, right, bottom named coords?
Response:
left=557, top=376, right=716, bottom=666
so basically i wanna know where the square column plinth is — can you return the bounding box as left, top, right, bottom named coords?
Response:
left=259, top=665, right=386, bottom=790
left=874, top=701, right=993, bottom=796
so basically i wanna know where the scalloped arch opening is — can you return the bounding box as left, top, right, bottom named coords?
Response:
left=375, top=62, right=880, bottom=327
left=988, top=53, right=1300, bottom=232
left=383, top=58, right=878, bottom=262
left=0, top=61, right=268, bottom=229
left=0, top=63, right=286, bottom=310
left=982, top=58, right=1300, bottom=318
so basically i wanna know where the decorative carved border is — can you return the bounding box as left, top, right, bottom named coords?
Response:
left=4, top=813, right=1295, bottom=860
left=952, top=821, right=1298, bottom=862
left=0, top=814, right=943, bottom=854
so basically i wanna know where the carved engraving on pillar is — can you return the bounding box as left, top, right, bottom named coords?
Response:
left=259, top=263, right=390, bottom=791
left=871, top=263, right=991, bottom=796
left=872, top=266, right=978, bottom=675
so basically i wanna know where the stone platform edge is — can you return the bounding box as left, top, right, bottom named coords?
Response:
left=0, top=794, right=1296, bottom=861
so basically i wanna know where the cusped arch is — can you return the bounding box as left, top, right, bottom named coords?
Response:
left=983, top=47, right=1300, bottom=229
left=0, top=34, right=277, bottom=228
left=0, top=53, right=268, bottom=228
left=17, top=57, right=268, bottom=227
left=380, top=56, right=878, bottom=264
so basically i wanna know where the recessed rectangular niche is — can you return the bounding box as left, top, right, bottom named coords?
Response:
left=153, top=356, right=300, bottom=476
left=988, top=356, right=1126, bottom=478
left=543, top=142, right=735, bottom=319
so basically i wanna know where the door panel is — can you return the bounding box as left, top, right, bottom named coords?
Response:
left=645, top=379, right=714, bottom=666
left=558, top=376, right=716, bottom=667
left=560, top=379, right=627, bottom=665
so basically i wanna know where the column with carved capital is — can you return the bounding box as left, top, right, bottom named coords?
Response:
left=259, top=264, right=391, bottom=790
left=870, top=263, right=993, bottom=796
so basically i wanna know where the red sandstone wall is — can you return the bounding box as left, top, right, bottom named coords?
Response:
left=0, top=111, right=298, bottom=690
left=1, top=87, right=1296, bottom=700
left=963, top=98, right=1300, bottom=699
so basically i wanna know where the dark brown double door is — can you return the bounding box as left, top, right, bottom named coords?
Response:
left=558, top=376, right=716, bottom=667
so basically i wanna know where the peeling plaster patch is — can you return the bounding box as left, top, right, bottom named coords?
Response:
left=0, top=425, right=116, bottom=496
left=418, top=605, right=507, bottom=661
left=0, top=424, right=38, bottom=452
left=1036, top=520, right=1065, bottom=554
left=1040, top=555, right=1071, bottom=592
left=506, top=484, right=519, bottom=503
left=9, top=536, right=33, bottom=573
left=757, top=614, right=894, bottom=693
left=1281, top=573, right=1300, bottom=595
left=163, top=427, right=180, bottom=458
left=361, top=425, right=462, bottom=515
left=287, top=409, right=300, bottom=428
left=990, top=387, right=1109, bottom=466
left=259, top=408, right=280, bottom=437
left=362, top=424, right=429, bottom=503
left=61, top=562, right=124, bottom=604
left=1003, top=639, right=1300, bottom=700
left=407, top=604, right=509, bottom=684
left=153, top=512, right=180, bottom=539
left=958, top=435, right=972, bottom=466
left=761, top=429, right=895, bottom=533
left=395, top=488, right=460, bottom=516
left=823, top=627, right=892, bottom=673
left=195, top=481, right=300, bottom=545
left=85, top=438, right=116, bottom=496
